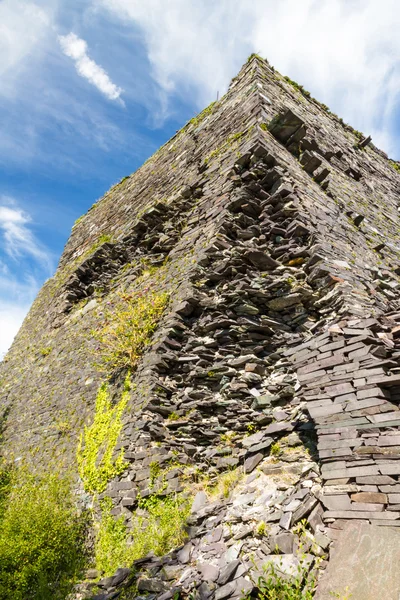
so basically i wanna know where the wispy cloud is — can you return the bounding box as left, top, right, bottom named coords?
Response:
left=0, top=201, right=51, bottom=267
left=98, top=0, right=400, bottom=156
left=59, top=32, right=123, bottom=102
left=0, top=199, right=53, bottom=357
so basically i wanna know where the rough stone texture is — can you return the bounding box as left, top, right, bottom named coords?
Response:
left=315, top=521, right=400, bottom=600
left=2, top=54, right=400, bottom=598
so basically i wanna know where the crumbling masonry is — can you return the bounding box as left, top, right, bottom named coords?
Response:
left=2, top=55, right=400, bottom=599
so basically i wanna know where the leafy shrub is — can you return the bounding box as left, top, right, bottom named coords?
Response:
left=95, top=493, right=191, bottom=576
left=0, top=468, right=86, bottom=600
left=77, top=377, right=130, bottom=495
left=92, top=289, right=169, bottom=372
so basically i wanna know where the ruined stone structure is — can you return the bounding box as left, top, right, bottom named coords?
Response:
left=2, top=55, right=400, bottom=599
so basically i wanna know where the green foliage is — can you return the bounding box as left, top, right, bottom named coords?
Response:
left=284, top=76, right=311, bottom=99
left=244, top=558, right=316, bottom=600
left=94, top=498, right=129, bottom=577
left=0, top=468, right=86, bottom=600
left=260, top=123, right=268, bottom=131
left=389, top=160, right=400, bottom=173
left=247, top=53, right=264, bottom=62
left=283, top=75, right=335, bottom=118
left=77, top=377, right=130, bottom=494
left=208, top=468, right=242, bottom=499
left=256, top=521, right=267, bottom=537
left=270, top=442, right=281, bottom=457
left=149, top=461, right=161, bottom=485
left=95, top=493, right=191, bottom=576
left=188, top=101, right=217, bottom=128
left=92, top=289, right=169, bottom=372
left=39, top=346, right=52, bottom=357
left=73, top=214, right=84, bottom=226
left=167, top=411, right=180, bottom=421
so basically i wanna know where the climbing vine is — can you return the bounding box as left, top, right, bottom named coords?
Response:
left=77, top=377, right=130, bottom=495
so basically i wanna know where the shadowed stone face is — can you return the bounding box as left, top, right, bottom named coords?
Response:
left=315, top=521, right=400, bottom=600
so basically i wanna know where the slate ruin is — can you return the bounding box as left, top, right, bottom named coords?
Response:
left=2, top=54, right=400, bottom=599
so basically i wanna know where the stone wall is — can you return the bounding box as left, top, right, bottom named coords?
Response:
left=2, top=55, right=400, bottom=599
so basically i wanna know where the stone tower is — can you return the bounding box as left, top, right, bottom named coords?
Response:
left=2, top=55, right=400, bottom=599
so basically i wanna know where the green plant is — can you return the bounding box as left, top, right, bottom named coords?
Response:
left=270, top=442, right=281, bottom=457
left=247, top=53, right=264, bottom=62
left=389, top=160, right=400, bottom=173
left=256, top=521, right=267, bottom=536
left=55, top=420, right=72, bottom=435
left=95, top=493, right=191, bottom=577
left=167, top=411, right=180, bottom=421
left=208, top=468, right=242, bottom=499
left=0, top=467, right=86, bottom=600
left=39, top=346, right=52, bottom=357
left=243, top=557, right=316, bottom=600
left=73, top=214, right=84, bottom=226
left=220, top=431, right=236, bottom=444
left=92, top=289, right=169, bottom=372
left=284, top=76, right=311, bottom=99
left=77, top=377, right=130, bottom=494
left=149, top=461, right=161, bottom=485
left=188, top=101, right=217, bottom=128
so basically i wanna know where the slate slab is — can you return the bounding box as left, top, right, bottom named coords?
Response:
left=315, top=521, right=400, bottom=600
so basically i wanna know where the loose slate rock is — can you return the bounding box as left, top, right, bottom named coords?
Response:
left=244, top=452, right=264, bottom=473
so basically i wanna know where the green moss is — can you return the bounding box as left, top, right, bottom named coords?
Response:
left=149, top=461, right=161, bottom=485
left=77, top=377, right=130, bottom=495
left=187, top=101, right=217, bottom=129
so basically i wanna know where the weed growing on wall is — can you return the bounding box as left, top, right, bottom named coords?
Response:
left=95, top=493, right=191, bottom=576
left=243, top=557, right=316, bottom=600
left=92, top=289, right=169, bottom=372
left=77, top=377, right=130, bottom=495
left=0, top=467, right=86, bottom=600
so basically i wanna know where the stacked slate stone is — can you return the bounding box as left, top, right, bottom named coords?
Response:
left=3, top=55, right=400, bottom=599
left=286, top=316, right=400, bottom=526
left=103, top=142, right=340, bottom=517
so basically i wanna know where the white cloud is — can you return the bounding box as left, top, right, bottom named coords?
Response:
left=0, top=202, right=50, bottom=267
left=98, top=0, right=400, bottom=156
left=59, top=32, right=123, bottom=101
left=0, top=199, right=53, bottom=357
left=0, top=301, right=32, bottom=358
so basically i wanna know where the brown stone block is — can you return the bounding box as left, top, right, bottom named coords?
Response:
left=351, top=492, right=387, bottom=504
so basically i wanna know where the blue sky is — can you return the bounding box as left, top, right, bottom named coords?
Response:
left=1, top=0, right=400, bottom=356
